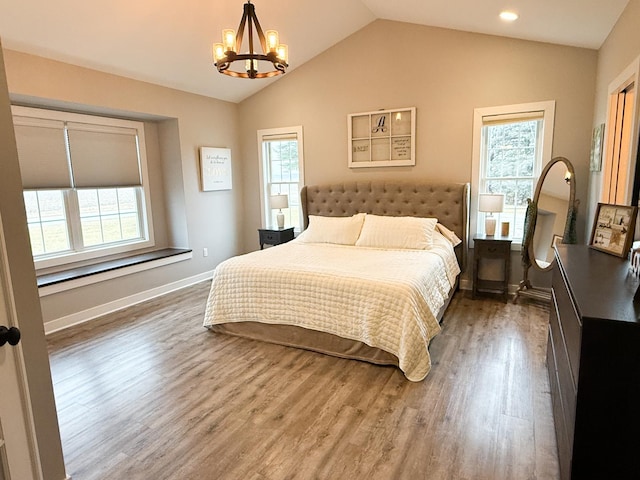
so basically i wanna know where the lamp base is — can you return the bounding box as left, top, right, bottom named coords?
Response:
left=485, top=217, right=497, bottom=236
left=276, top=212, right=285, bottom=229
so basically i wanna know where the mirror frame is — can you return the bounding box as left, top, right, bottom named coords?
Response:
left=526, top=156, right=576, bottom=272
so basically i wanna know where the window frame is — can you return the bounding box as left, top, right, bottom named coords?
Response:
left=12, top=106, right=155, bottom=270
left=257, top=126, right=305, bottom=232
left=471, top=101, right=556, bottom=249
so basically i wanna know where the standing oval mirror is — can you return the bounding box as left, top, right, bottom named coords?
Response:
left=514, top=156, right=578, bottom=302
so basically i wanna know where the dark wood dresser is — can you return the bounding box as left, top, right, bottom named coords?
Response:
left=549, top=245, right=640, bottom=479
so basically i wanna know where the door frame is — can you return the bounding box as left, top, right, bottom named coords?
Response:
left=0, top=211, right=43, bottom=479
left=601, top=55, right=640, bottom=205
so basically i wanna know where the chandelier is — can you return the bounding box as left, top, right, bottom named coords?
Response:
left=213, top=1, right=288, bottom=79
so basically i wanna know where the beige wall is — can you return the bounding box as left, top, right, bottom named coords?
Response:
left=238, top=20, right=598, bottom=285
left=587, top=0, right=640, bottom=236
left=0, top=43, right=66, bottom=480
left=3, top=50, right=242, bottom=322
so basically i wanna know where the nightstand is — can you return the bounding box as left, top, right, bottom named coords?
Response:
left=258, top=227, right=294, bottom=249
left=473, top=234, right=512, bottom=302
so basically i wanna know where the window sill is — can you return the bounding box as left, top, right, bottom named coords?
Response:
left=37, top=248, right=192, bottom=297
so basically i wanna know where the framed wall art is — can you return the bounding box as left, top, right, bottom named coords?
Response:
left=348, top=107, right=416, bottom=168
left=590, top=123, right=605, bottom=172
left=200, top=147, right=232, bottom=191
left=589, top=203, right=638, bottom=257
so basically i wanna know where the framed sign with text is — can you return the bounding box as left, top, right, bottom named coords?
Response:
left=200, top=147, right=232, bottom=191
left=348, top=107, right=416, bottom=168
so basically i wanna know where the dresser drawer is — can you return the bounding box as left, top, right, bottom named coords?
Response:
left=261, top=231, right=279, bottom=243
left=475, top=240, right=510, bottom=259
left=552, top=266, right=581, bottom=384
left=550, top=289, right=576, bottom=443
left=547, top=327, right=572, bottom=480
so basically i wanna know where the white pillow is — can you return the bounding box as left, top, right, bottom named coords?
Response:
left=297, top=213, right=366, bottom=245
left=435, top=223, right=462, bottom=247
left=355, top=215, right=438, bottom=249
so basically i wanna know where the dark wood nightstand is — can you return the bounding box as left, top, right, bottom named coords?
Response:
left=473, top=234, right=512, bottom=302
left=258, top=227, right=294, bottom=249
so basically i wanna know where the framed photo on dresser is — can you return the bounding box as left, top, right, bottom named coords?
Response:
left=589, top=203, right=638, bottom=257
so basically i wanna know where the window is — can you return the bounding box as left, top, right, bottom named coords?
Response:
left=471, top=101, right=555, bottom=244
left=12, top=106, right=154, bottom=269
left=257, top=126, right=305, bottom=231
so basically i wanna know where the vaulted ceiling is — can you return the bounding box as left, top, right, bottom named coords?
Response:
left=0, top=0, right=630, bottom=103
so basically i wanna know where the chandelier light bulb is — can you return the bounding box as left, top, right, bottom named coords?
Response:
left=265, top=30, right=279, bottom=52
left=213, top=43, right=226, bottom=61
left=223, top=29, right=236, bottom=52
left=277, top=44, right=288, bottom=63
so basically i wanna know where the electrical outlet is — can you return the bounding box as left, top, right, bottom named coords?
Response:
left=203, top=247, right=208, bottom=257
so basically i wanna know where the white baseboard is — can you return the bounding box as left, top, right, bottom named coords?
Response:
left=44, top=271, right=213, bottom=335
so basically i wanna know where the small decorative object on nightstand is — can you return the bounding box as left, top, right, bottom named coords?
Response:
left=473, top=234, right=512, bottom=302
left=478, top=193, right=504, bottom=236
left=258, top=227, right=294, bottom=249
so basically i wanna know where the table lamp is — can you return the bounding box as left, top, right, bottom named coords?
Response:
left=270, top=194, right=288, bottom=229
left=479, top=193, right=504, bottom=236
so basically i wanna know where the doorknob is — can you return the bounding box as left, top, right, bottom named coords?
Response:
left=0, top=326, right=21, bottom=346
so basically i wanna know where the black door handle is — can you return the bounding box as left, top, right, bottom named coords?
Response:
left=0, top=326, right=21, bottom=346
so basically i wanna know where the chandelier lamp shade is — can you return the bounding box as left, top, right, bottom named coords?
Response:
left=213, top=1, right=289, bottom=79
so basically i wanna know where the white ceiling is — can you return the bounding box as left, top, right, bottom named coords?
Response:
left=0, top=0, right=630, bottom=104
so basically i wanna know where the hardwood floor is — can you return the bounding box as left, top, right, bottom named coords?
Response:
left=46, top=282, right=559, bottom=480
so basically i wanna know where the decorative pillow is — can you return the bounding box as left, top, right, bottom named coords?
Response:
left=355, top=215, right=438, bottom=249
left=435, top=223, right=462, bottom=247
left=297, top=213, right=366, bottom=245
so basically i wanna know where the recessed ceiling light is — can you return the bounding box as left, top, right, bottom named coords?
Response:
left=499, top=11, right=519, bottom=22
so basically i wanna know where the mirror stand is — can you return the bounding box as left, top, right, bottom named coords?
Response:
left=513, top=157, right=578, bottom=304
left=514, top=270, right=551, bottom=302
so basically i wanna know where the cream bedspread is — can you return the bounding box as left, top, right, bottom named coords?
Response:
left=203, top=234, right=460, bottom=381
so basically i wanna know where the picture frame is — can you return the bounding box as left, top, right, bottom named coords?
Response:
left=590, top=123, right=605, bottom=172
left=551, top=234, right=563, bottom=248
left=589, top=203, right=638, bottom=257
left=200, top=147, right=232, bottom=191
left=347, top=107, right=416, bottom=168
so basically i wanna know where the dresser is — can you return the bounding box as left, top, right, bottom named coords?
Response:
left=549, top=245, right=640, bottom=479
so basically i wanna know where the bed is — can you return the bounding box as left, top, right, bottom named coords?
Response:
left=203, top=181, right=469, bottom=381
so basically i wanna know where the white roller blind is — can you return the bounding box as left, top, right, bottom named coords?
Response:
left=482, top=111, right=544, bottom=126
left=67, top=122, right=141, bottom=188
left=262, top=132, right=298, bottom=141
left=13, top=116, right=72, bottom=189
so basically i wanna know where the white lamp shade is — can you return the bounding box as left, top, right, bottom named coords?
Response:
left=478, top=193, right=505, bottom=213
left=270, top=194, right=289, bottom=210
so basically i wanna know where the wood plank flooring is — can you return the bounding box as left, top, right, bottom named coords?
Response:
left=46, top=282, right=559, bottom=480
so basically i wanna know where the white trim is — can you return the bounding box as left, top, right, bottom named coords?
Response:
left=44, top=269, right=213, bottom=334
left=471, top=100, right=556, bottom=247
left=39, top=251, right=193, bottom=296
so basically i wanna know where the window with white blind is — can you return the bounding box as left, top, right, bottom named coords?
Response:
left=471, top=101, right=555, bottom=244
left=12, top=106, right=154, bottom=269
left=257, top=126, right=305, bottom=232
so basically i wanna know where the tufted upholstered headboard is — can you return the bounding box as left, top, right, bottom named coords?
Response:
left=300, top=181, right=470, bottom=271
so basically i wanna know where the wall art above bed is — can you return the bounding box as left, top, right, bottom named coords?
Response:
left=347, top=107, right=416, bottom=168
